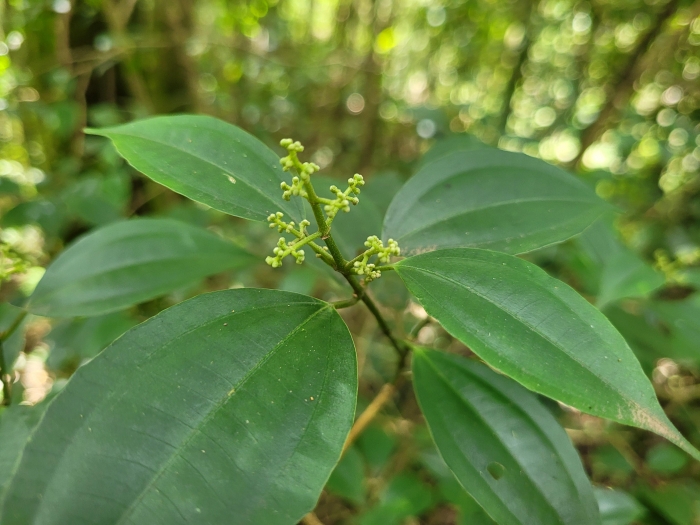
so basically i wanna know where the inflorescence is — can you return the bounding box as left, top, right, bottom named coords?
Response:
left=265, top=138, right=400, bottom=280
left=350, top=236, right=401, bottom=282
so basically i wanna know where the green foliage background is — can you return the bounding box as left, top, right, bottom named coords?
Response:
left=1, top=0, right=700, bottom=522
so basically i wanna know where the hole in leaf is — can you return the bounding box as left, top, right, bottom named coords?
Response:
left=487, top=462, right=506, bottom=480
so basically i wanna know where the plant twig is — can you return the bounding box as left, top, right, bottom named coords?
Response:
left=0, top=311, right=26, bottom=406
left=342, top=382, right=399, bottom=454
left=301, top=512, right=325, bottom=525
left=0, top=311, right=27, bottom=343
left=332, top=296, right=360, bottom=309
left=301, top=178, right=411, bottom=365
left=408, top=317, right=431, bottom=340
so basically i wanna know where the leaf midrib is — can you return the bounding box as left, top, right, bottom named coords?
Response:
left=105, top=130, right=287, bottom=219
left=419, top=355, right=572, bottom=524
left=399, top=260, right=646, bottom=420
left=389, top=197, right=604, bottom=242
left=33, top=252, right=241, bottom=305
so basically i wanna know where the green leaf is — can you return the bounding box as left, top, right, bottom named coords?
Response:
left=45, top=312, right=137, bottom=372
left=85, top=115, right=304, bottom=222
left=593, top=487, right=644, bottom=525
left=597, top=250, right=664, bottom=308
left=0, top=288, right=357, bottom=525
left=650, top=296, right=700, bottom=361
left=383, top=149, right=608, bottom=255
left=28, top=218, right=254, bottom=317
left=61, top=172, right=130, bottom=226
left=0, top=178, right=21, bottom=196
left=419, top=134, right=492, bottom=167
left=413, top=349, right=598, bottom=525
left=393, top=249, right=700, bottom=460
left=637, top=481, right=700, bottom=525
left=358, top=474, right=435, bottom=525
left=0, top=404, right=48, bottom=500
left=645, top=443, right=689, bottom=474
left=325, top=446, right=366, bottom=505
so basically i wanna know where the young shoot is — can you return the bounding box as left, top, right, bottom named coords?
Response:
left=265, top=138, right=400, bottom=281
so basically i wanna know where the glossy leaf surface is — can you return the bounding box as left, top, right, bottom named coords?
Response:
left=28, top=218, right=254, bottom=317
left=383, top=149, right=608, bottom=255
left=86, top=115, right=304, bottom=222
left=413, top=349, right=598, bottom=525
left=394, top=249, right=700, bottom=459
left=1, top=289, right=357, bottom=525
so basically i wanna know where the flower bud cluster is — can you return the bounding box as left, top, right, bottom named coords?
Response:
left=265, top=237, right=306, bottom=268
left=351, top=235, right=401, bottom=282
left=267, top=212, right=310, bottom=236
left=279, top=139, right=319, bottom=201
left=324, top=174, right=365, bottom=221
left=264, top=212, right=315, bottom=268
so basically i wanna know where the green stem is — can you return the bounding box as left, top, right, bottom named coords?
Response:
left=307, top=241, right=335, bottom=266
left=289, top=231, right=321, bottom=251
left=0, top=311, right=27, bottom=343
left=332, top=296, right=360, bottom=309
left=302, top=177, right=410, bottom=369
left=0, top=342, right=10, bottom=406
left=0, top=311, right=25, bottom=407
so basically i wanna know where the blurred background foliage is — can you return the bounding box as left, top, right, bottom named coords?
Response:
left=1, top=0, right=700, bottom=523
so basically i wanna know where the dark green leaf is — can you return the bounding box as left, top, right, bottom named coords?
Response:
left=356, top=425, right=397, bottom=472
left=413, top=348, right=598, bottom=525
left=1, top=288, right=357, bottom=525
left=85, top=115, right=304, bottom=222
left=0, top=404, right=48, bottom=500
left=419, top=134, right=492, bottom=167
left=650, top=297, right=700, bottom=361
left=394, top=249, right=700, bottom=459
left=593, top=487, right=644, bottom=525
left=28, top=218, right=254, bottom=317
left=0, top=178, right=21, bottom=196
left=61, top=172, right=130, bottom=226
left=645, top=443, right=689, bottom=474
left=383, top=149, right=608, bottom=255
left=45, top=312, right=137, bottom=371
left=637, top=482, right=700, bottom=525
left=358, top=474, right=435, bottom=525
left=1, top=200, right=68, bottom=237
left=325, top=446, right=366, bottom=505
left=597, top=250, right=664, bottom=308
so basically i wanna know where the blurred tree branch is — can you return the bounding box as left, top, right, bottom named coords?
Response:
left=101, top=0, right=154, bottom=111
left=499, top=0, right=537, bottom=135
left=572, top=0, right=684, bottom=168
